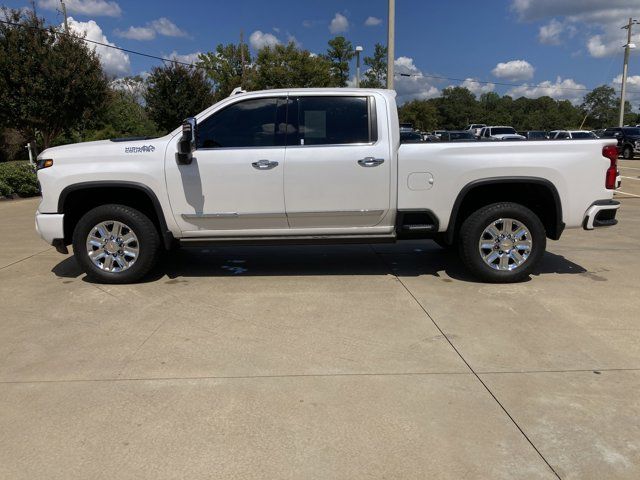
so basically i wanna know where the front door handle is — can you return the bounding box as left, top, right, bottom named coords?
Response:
left=252, top=159, right=279, bottom=170
left=357, top=157, right=384, bottom=167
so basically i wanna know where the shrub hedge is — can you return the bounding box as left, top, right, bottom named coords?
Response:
left=0, top=161, right=40, bottom=197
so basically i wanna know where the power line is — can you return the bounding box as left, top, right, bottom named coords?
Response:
left=0, top=18, right=199, bottom=68
left=2, top=17, right=639, bottom=96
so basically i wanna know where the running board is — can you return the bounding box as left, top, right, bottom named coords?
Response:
left=179, top=233, right=397, bottom=247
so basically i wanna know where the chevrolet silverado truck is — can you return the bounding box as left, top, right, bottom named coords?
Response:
left=35, top=88, right=620, bottom=284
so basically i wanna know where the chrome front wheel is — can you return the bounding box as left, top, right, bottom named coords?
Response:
left=86, top=220, right=140, bottom=272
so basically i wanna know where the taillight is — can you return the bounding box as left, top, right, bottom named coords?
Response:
left=602, top=145, right=618, bottom=190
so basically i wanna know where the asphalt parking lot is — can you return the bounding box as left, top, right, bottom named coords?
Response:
left=1, top=168, right=639, bottom=479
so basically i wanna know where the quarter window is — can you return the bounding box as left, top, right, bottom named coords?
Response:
left=197, top=98, right=287, bottom=149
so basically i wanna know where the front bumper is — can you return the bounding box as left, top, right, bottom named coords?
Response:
left=583, top=200, right=620, bottom=230
left=35, top=211, right=64, bottom=245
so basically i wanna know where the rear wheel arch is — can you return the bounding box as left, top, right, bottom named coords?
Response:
left=445, top=177, right=564, bottom=244
left=58, top=181, right=174, bottom=249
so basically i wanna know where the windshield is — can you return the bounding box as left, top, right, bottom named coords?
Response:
left=572, top=132, right=597, bottom=139
left=528, top=131, right=547, bottom=139
left=450, top=132, right=475, bottom=140
left=622, top=127, right=640, bottom=136
left=491, top=127, right=517, bottom=135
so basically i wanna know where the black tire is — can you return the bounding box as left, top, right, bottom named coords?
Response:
left=72, top=204, right=160, bottom=284
left=458, top=202, right=546, bottom=283
left=623, top=145, right=633, bottom=160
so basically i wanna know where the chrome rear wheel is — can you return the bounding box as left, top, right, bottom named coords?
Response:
left=478, top=218, right=532, bottom=271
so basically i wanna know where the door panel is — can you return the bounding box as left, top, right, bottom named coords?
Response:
left=165, top=97, right=288, bottom=234
left=284, top=95, right=391, bottom=229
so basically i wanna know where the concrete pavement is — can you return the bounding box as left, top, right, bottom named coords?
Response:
left=0, top=196, right=638, bottom=479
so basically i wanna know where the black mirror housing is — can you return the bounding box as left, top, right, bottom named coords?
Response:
left=176, top=117, right=197, bottom=164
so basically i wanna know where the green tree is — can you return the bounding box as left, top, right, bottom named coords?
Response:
left=144, top=63, right=214, bottom=134
left=398, top=100, right=440, bottom=131
left=435, top=87, right=481, bottom=129
left=0, top=8, right=109, bottom=149
left=198, top=43, right=252, bottom=100
left=580, top=85, right=618, bottom=129
left=324, top=36, right=354, bottom=87
left=252, top=42, right=333, bottom=89
left=84, top=89, right=159, bottom=141
left=361, top=43, right=387, bottom=88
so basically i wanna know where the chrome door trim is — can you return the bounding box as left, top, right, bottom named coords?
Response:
left=182, top=212, right=286, bottom=220
left=287, top=209, right=384, bottom=218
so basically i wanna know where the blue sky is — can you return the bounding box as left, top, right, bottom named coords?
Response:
left=3, top=0, right=640, bottom=105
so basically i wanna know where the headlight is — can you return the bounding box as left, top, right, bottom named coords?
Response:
left=36, top=159, right=53, bottom=170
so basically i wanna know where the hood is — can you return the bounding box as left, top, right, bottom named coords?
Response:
left=492, top=134, right=525, bottom=140
left=38, top=136, right=169, bottom=161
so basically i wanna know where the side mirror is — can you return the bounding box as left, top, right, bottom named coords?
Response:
left=176, top=117, right=197, bottom=164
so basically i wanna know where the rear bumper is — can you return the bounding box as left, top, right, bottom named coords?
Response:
left=583, top=200, right=620, bottom=230
left=35, top=211, right=64, bottom=245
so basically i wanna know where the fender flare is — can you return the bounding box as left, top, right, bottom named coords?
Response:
left=58, top=181, right=174, bottom=249
left=445, top=176, right=564, bottom=243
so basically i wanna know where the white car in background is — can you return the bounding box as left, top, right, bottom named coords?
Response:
left=479, top=126, right=526, bottom=141
left=549, top=130, right=598, bottom=140
left=465, top=124, right=486, bottom=136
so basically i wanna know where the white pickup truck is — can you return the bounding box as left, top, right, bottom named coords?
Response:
left=35, top=88, right=620, bottom=284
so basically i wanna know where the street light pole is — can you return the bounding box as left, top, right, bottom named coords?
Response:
left=386, top=0, right=395, bottom=89
left=355, top=46, right=363, bottom=87
left=619, top=18, right=638, bottom=127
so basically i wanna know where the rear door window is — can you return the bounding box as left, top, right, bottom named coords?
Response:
left=289, top=96, right=374, bottom=145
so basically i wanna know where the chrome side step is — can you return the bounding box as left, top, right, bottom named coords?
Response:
left=179, top=233, right=397, bottom=247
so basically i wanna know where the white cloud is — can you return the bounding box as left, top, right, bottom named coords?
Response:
left=455, top=78, right=496, bottom=97
left=538, top=19, right=563, bottom=45
left=249, top=30, right=280, bottom=50
left=114, top=25, right=155, bottom=40
left=492, top=60, right=535, bottom=81
left=168, top=51, right=202, bottom=65
left=512, top=0, right=640, bottom=58
left=150, top=18, right=187, bottom=37
left=329, top=13, right=349, bottom=34
left=393, top=56, right=440, bottom=104
left=67, top=16, right=129, bottom=76
left=507, top=76, right=587, bottom=104
left=364, top=16, right=382, bottom=27
left=116, top=17, right=187, bottom=40
left=39, top=0, right=121, bottom=17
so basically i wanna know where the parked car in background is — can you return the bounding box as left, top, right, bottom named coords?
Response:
left=600, top=127, right=640, bottom=159
left=399, top=123, right=414, bottom=133
left=465, top=124, right=487, bottom=136
left=434, top=130, right=447, bottom=139
left=549, top=130, right=598, bottom=140
left=400, top=131, right=424, bottom=143
left=439, top=131, right=477, bottom=142
left=478, top=126, right=526, bottom=141
left=520, top=131, right=548, bottom=140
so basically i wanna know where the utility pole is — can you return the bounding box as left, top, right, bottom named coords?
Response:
left=619, top=18, right=639, bottom=127
left=355, top=46, right=363, bottom=87
left=60, top=0, right=69, bottom=33
left=386, top=0, right=395, bottom=89
left=240, top=30, right=246, bottom=89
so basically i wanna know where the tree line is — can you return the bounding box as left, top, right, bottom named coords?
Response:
left=1, top=7, right=639, bottom=161
left=398, top=86, right=640, bottom=132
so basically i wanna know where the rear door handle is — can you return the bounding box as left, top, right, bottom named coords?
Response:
left=252, top=159, right=279, bottom=170
left=357, top=157, right=385, bottom=167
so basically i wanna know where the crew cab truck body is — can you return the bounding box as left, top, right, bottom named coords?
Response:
left=35, top=88, right=620, bottom=283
